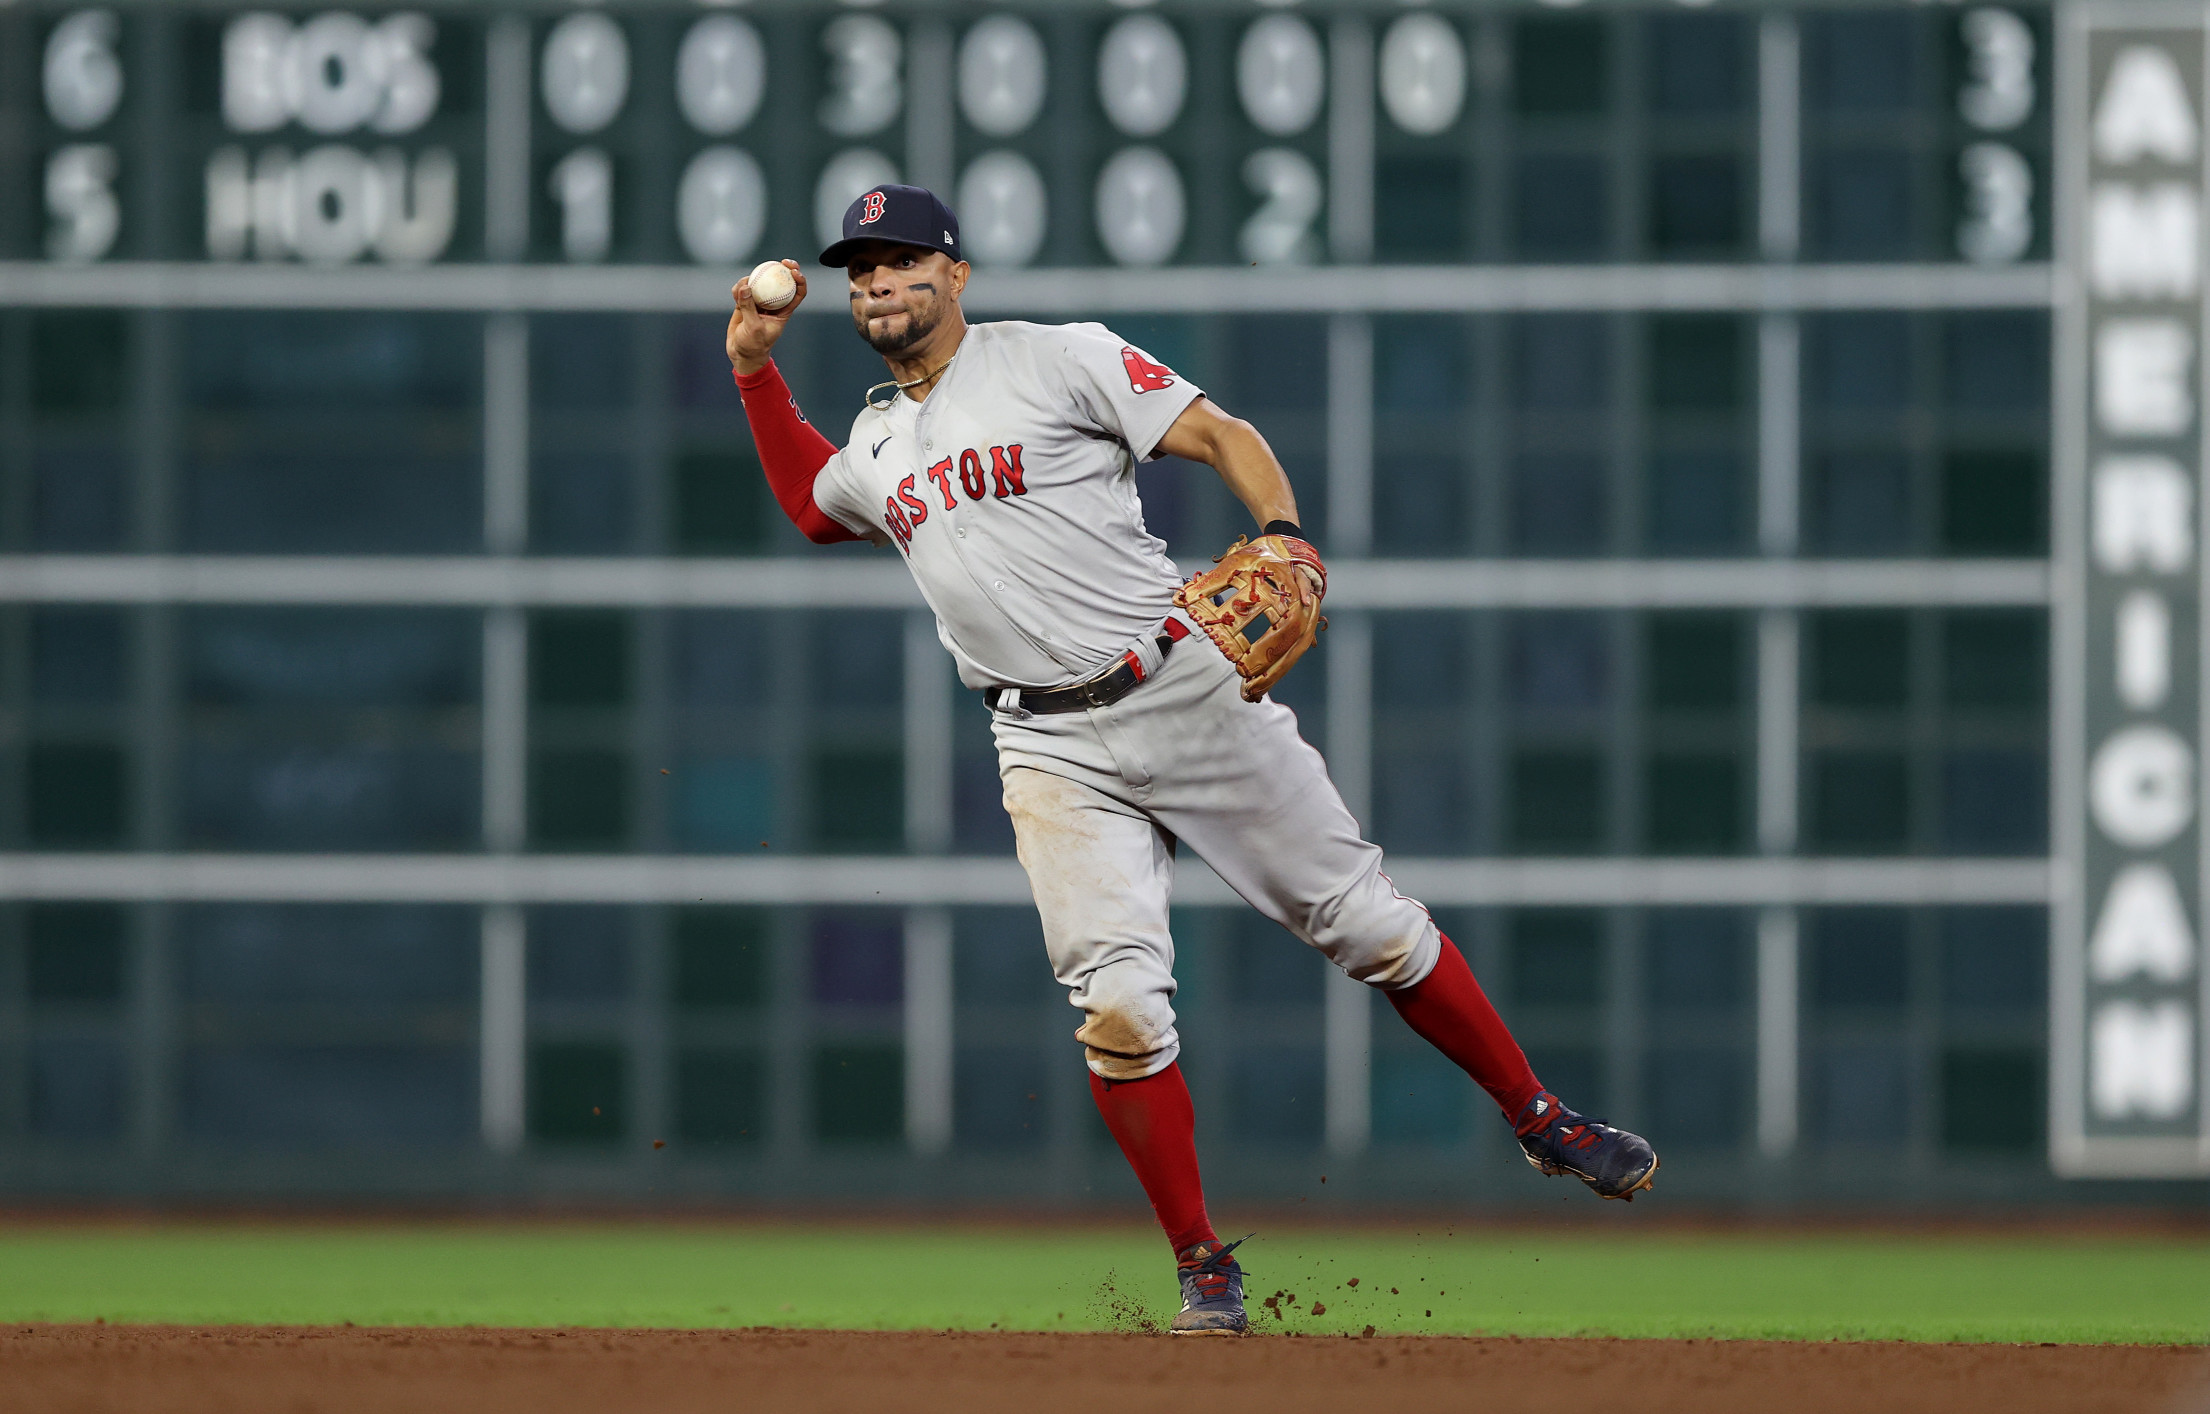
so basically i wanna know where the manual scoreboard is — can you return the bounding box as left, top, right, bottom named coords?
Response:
left=6, top=0, right=2210, bottom=1186
left=3, top=3, right=2053, bottom=271
left=5, top=5, right=1355, bottom=267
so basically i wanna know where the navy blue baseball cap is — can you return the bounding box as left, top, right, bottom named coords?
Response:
left=819, top=184, right=963, bottom=268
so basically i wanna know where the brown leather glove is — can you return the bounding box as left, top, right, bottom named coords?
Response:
left=1173, top=533, right=1327, bottom=702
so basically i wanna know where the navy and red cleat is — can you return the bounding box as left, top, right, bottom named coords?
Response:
left=1170, top=1236, right=1251, bottom=1335
left=1514, top=1092, right=1659, bottom=1201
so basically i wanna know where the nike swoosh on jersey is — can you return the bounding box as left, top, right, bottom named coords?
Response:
left=872, top=436, right=893, bottom=457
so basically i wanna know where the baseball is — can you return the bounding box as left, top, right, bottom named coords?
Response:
left=747, top=260, right=797, bottom=312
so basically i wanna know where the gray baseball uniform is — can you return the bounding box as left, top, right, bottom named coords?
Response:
left=812, top=320, right=1441, bottom=1080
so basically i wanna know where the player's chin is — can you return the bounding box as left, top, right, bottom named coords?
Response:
left=863, top=315, right=924, bottom=354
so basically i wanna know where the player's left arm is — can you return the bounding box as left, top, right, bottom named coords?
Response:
left=1159, top=396, right=1326, bottom=701
left=1153, top=397, right=1302, bottom=533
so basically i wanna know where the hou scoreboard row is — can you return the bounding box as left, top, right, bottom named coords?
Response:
left=3, top=3, right=2048, bottom=270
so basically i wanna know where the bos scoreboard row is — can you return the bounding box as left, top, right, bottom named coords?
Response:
left=1, top=1, right=2054, bottom=269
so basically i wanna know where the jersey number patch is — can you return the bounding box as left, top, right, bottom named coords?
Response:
left=1121, top=347, right=1177, bottom=394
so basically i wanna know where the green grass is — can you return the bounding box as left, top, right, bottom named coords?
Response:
left=0, top=1223, right=2204, bottom=1344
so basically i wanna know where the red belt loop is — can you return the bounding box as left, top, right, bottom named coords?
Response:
left=1163, top=617, right=1190, bottom=642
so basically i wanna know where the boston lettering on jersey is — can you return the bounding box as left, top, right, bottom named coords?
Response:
left=806, top=321, right=1200, bottom=692
left=882, top=443, right=1029, bottom=550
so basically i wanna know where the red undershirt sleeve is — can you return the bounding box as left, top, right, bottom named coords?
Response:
left=733, top=360, right=863, bottom=545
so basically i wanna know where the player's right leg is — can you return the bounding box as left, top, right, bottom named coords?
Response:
left=999, top=763, right=1248, bottom=1332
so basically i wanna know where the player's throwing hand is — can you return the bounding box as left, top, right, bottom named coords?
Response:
left=727, top=259, right=806, bottom=375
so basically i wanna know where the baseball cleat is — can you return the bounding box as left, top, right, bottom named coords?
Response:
left=1514, top=1092, right=1659, bottom=1201
left=1170, top=1236, right=1251, bottom=1335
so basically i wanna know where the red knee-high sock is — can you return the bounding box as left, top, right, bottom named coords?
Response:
left=1387, top=935, right=1549, bottom=1132
left=1089, top=1063, right=1218, bottom=1256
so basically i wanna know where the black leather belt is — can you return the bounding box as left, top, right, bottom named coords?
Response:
left=988, top=619, right=1190, bottom=716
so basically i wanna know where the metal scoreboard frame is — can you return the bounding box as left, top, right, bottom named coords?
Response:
left=2052, top=0, right=2210, bottom=1178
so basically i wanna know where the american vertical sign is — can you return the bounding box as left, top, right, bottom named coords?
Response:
left=2055, top=6, right=2210, bottom=1177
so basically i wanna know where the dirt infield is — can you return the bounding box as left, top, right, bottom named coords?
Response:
left=5, top=1326, right=2206, bottom=1414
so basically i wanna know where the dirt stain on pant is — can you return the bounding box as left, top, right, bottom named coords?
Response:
left=1077, top=1006, right=1161, bottom=1078
left=1000, top=767, right=1180, bottom=1079
left=1001, top=767, right=1107, bottom=929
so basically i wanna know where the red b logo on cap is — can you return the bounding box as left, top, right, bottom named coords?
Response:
left=859, top=191, right=887, bottom=225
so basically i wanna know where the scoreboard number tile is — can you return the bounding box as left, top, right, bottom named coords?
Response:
left=1099, top=14, right=1187, bottom=139
left=819, top=14, right=902, bottom=139
left=677, top=15, right=765, bottom=137
left=959, top=151, right=1048, bottom=270
left=678, top=147, right=768, bottom=267
left=43, top=8, right=124, bottom=132
left=541, top=11, right=628, bottom=136
left=1379, top=12, right=1467, bottom=137
left=959, top=15, right=1047, bottom=139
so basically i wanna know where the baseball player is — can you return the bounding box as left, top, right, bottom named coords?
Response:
left=726, top=186, right=1657, bottom=1335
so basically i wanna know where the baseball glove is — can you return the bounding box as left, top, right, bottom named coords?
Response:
left=1173, top=533, right=1327, bottom=702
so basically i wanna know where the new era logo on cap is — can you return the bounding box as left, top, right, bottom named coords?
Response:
left=819, top=184, right=964, bottom=267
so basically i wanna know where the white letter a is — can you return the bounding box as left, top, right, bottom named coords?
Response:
left=2089, top=862, right=2198, bottom=982
left=2096, top=47, right=2200, bottom=164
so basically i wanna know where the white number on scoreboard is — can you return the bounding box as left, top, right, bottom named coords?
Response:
left=43, top=9, right=125, bottom=262
left=1955, top=9, right=2037, bottom=264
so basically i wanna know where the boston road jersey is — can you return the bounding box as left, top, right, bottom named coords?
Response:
left=810, top=321, right=1206, bottom=692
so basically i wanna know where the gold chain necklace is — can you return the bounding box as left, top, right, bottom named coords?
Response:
left=865, top=351, right=956, bottom=412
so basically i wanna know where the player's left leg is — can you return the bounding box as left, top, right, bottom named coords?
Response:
left=1389, top=942, right=1656, bottom=1197
left=1109, top=639, right=1657, bottom=1199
